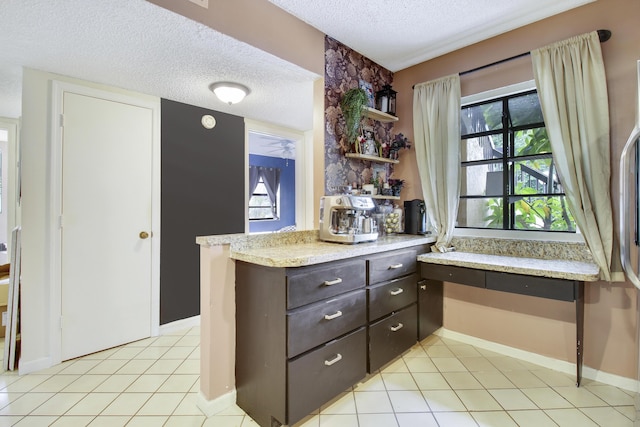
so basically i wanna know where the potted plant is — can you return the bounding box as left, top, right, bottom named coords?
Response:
left=340, top=87, right=368, bottom=146
left=388, top=133, right=412, bottom=160
left=388, top=179, right=405, bottom=197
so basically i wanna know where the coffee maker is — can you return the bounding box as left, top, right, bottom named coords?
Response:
left=319, top=195, right=378, bottom=244
left=404, top=199, right=428, bottom=235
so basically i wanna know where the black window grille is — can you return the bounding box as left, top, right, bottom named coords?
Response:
left=458, top=89, right=575, bottom=232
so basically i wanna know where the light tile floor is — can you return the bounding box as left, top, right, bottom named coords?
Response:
left=0, top=328, right=636, bottom=426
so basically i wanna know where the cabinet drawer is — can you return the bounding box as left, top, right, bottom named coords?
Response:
left=486, top=271, right=576, bottom=301
left=421, top=263, right=485, bottom=288
left=287, top=259, right=366, bottom=309
left=368, top=304, right=417, bottom=372
left=368, top=249, right=417, bottom=284
left=288, top=327, right=366, bottom=425
left=368, top=274, right=418, bottom=321
left=287, top=289, right=366, bottom=358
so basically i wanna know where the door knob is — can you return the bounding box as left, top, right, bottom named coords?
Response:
left=139, top=231, right=150, bottom=239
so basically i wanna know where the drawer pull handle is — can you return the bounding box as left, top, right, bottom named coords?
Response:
left=390, top=323, right=404, bottom=332
left=324, top=353, right=343, bottom=366
left=324, top=311, right=343, bottom=320
left=323, top=278, right=343, bottom=286
left=390, top=288, right=404, bottom=296
left=420, top=285, right=427, bottom=290
left=389, top=263, right=403, bottom=269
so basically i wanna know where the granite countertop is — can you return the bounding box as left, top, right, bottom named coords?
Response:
left=418, top=248, right=600, bottom=282
left=197, top=230, right=599, bottom=280
left=197, top=230, right=435, bottom=268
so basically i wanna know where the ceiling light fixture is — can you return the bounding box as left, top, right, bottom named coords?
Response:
left=209, top=82, right=250, bottom=105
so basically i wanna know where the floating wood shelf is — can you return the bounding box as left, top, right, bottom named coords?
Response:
left=345, top=153, right=399, bottom=164
left=363, top=107, right=398, bottom=123
left=371, top=195, right=401, bottom=200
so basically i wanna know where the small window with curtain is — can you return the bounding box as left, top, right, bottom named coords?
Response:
left=457, top=89, right=576, bottom=232
left=249, top=165, right=281, bottom=220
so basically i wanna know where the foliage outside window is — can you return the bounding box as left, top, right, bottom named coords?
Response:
left=249, top=177, right=279, bottom=220
left=457, top=89, right=575, bottom=232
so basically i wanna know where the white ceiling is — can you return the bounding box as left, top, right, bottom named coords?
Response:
left=0, top=0, right=318, bottom=131
left=1, top=0, right=594, bottom=136
left=269, top=0, right=595, bottom=72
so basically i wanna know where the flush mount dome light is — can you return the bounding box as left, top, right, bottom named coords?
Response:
left=209, top=82, right=250, bottom=105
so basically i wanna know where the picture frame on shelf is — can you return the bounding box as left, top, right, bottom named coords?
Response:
left=361, top=126, right=378, bottom=156
left=359, top=79, right=375, bottom=108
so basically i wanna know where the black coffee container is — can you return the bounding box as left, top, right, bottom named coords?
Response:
left=404, top=199, right=427, bottom=234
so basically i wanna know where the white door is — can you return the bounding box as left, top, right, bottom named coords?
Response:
left=60, top=91, right=153, bottom=361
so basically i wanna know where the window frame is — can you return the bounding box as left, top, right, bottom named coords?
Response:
left=248, top=175, right=280, bottom=221
left=456, top=81, right=583, bottom=242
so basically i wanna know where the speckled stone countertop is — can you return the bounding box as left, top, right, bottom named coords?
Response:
left=418, top=237, right=600, bottom=282
left=197, top=231, right=600, bottom=279
left=196, top=230, right=435, bottom=268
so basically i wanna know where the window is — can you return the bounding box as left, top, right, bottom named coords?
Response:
left=457, top=89, right=576, bottom=232
left=249, top=169, right=281, bottom=220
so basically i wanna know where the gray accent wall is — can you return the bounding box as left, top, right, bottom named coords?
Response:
left=161, top=98, right=245, bottom=325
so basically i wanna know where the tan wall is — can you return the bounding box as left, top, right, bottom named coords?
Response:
left=393, top=0, right=640, bottom=379
left=146, top=0, right=324, bottom=75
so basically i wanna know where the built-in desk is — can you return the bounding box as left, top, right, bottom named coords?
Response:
left=418, top=250, right=600, bottom=386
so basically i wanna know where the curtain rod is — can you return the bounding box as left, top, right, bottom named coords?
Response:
left=412, top=29, right=611, bottom=88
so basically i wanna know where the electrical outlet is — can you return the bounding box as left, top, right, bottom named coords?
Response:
left=188, top=0, right=208, bottom=8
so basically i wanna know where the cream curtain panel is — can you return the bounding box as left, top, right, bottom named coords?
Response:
left=413, top=74, right=461, bottom=252
left=532, top=31, right=613, bottom=281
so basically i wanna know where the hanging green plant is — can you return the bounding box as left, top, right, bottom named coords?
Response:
left=340, top=87, right=368, bottom=144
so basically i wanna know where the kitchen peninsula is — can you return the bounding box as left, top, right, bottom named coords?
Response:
left=196, top=230, right=599, bottom=426
left=195, top=230, right=434, bottom=421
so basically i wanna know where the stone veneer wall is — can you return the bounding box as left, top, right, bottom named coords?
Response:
left=324, top=36, right=395, bottom=195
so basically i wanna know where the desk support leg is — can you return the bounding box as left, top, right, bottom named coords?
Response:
left=576, top=281, right=585, bottom=387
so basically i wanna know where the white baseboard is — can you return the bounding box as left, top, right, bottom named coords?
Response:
left=159, top=315, right=200, bottom=336
left=435, top=328, right=639, bottom=393
left=18, top=356, right=51, bottom=375
left=582, top=365, right=639, bottom=393
left=197, top=390, right=236, bottom=417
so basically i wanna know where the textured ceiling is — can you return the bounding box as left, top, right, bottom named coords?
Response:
left=0, top=0, right=318, bottom=131
left=268, top=0, right=595, bottom=72
left=1, top=0, right=595, bottom=134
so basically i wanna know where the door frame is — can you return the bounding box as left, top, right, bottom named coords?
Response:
left=0, top=117, right=20, bottom=252
left=244, top=119, right=313, bottom=232
left=49, top=81, right=161, bottom=365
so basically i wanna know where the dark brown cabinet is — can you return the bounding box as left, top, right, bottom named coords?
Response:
left=368, top=274, right=418, bottom=321
left=366, top=248, right=420, bottom=372
left=236, top=258, right=368, bottom=427
left=418, top=278, right=443, bottom=340
left=424, top=263, right=485, bottom=288
left=235, top=244, right=428, bottom=427
left=288, top=327, right=366, bottom=423
left=369, top=304, right=418, bottom=371
left=287, top=288, right=366, bottom=357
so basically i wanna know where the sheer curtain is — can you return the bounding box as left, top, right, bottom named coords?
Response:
left=259, top=167, right=281, bottom=217
left=413, top=74, right=461, bottom=252
left=531, top=31, right=613, bottom=281
left=248, top=165, right=260, bottom=199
